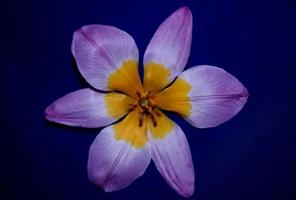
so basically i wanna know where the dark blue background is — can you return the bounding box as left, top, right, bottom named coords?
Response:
left=2, top=0, right=295, bottom=199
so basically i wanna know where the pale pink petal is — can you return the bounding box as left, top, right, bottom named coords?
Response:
left=45, top=89, right=121, bottom=128
left=71, top=25, right=139, bottom=91
left=148, top=122, right=194, bottom=198
left=143, top=7, right=192, bottom=91
left=88, top=125, right=151, bottom=192
left=180, top=65, right=249, bottom=128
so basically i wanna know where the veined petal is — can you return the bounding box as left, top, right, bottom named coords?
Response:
left=88, top=123, right=151, bottom=192
left=45, top=89, right=131, bottom=128
left=180, top=65, right=249, bottom=128
left=72, top=25, right=143, bottom=97
left=148, top=120, right=194, bottom=198
left=143, top=7, right=192, bottom=93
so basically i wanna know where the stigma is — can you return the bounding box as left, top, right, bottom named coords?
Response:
left=128, top=91, right=160, bottom=127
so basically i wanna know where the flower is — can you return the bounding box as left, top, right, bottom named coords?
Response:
left=45, top=7, right=248, bottom=198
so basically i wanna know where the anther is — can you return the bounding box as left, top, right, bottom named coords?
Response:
left=139, top=112, right=143, bottom=127
left=127, top=104, right=137, bottom=112
left=154, top=109, right=161, bottom=117
left=136, top=91, right=141, bottom=98
left=152, top=120, right=157, bottom=127
left=150, top=113, right=157, bottom=127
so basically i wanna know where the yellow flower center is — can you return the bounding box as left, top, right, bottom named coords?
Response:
left=105, top=60, right=192, bottom=148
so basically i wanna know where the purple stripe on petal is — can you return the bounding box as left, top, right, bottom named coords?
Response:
left=88, top=125, right=151, bottom=192
left=45, top=89, right=119, bottom=128
left=180, top=65, right=249, bottom=128
left=190, top=93, right=249, bottom=101
left=71, top=25, right=139, bottom=91
left=149, top=122, right=195, bottom=198
left=77, top=28, right=117, bottom=69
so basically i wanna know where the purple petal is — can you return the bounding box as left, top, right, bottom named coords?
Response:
left=149, top=121, right=194, bottom=197
left=88, top=125, right=151, bottom=192
left=45, top=89, right=124, bottom=128
left=71, top=25, right=139, bottom=91
left=180, top=65, right=249, bottom=128
left=143, top=7, right=192, bottom=91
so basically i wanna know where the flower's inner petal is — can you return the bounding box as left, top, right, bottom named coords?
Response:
left=108, top=60, right=143, bottom=97
left=113, top=110, right=147, bottom=148
left=104, top=92, right=135, bottom=119
left=154, top=77, right=192, bottom=117
left=143, top=7, right=192, bottom=93
left=143, top=62, right=171, bottom=93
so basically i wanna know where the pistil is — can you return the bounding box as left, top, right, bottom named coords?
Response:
left=128, top=91, right=160, bottom=127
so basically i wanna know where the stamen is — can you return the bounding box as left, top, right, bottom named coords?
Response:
left=135, top=91, right=160, bottom=127
left=150, top=113, right=157, bottom=127
left=136, top=91, right=141, bottom=98
left=128, top=104, right=137, bottom=112
left=154, top=109, right=161, bottom=117
left=139, top=112, right=143, bottom=127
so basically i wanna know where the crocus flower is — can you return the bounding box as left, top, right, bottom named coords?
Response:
left=45, top=7, right=248, bottom=197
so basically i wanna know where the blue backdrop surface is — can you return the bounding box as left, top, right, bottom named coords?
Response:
left=1, top=0, right=295, bottom=199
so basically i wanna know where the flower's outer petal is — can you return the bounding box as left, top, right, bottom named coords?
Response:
left=88, top=124, right=151, bottom=192
left=180, top=65, right=249, bottom=128
left=45, top=89, right=132, bottom=128
left=72, top=25, right=143, bottom=97
left=148, top=120, right=194, bottom=198
left=143, top=7, right=192, bottom=93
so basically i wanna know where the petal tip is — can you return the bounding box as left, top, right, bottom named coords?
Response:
left=175, top=181, right=194, bottom=198
left=238, top=85, right=249, bottom=105
left=178, top=6, right=192, bottom=15
left=244, top=87, right=250, bottom=98
left=87, top=160, right=107, bottom=191
left=44, top=104, right=55, bottom=121
left=87, top=164, right=114, bottom=192
left=175, top=6, right=193, bottom=21
left=179, top=177, right=195, bottom=198
left=44, top=103, right=63, bottom=125
left=182, top=188, right=194, bottom=198
left=101, top=182, right=118, bottom=193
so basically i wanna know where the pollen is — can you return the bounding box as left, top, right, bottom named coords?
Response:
left=128, top=91, right=160, bottom=127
